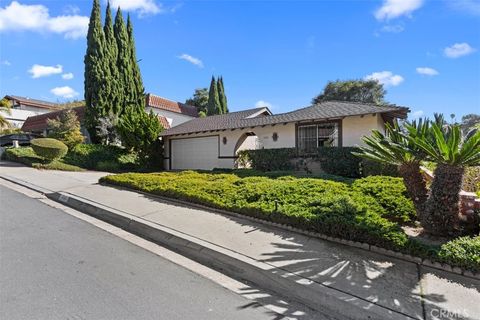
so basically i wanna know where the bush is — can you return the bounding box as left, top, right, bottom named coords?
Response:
left=31, top=138, right=68, bottom=162
left=352, top=176, right=415, bottom=223
left=237, top=148, right=296, bottom=171
left=462, top=166, right=480, bottom=193
left=361, top=159, right=399, bottom=177
left=317, top=147, right=362, bottom=178
left=47, top=109, right=84, bottom=149
left=4, top=147, right=83, bottom=171
left=438, top=236, right=480, bottom=271
left=63, top=144, right=137, bottom=172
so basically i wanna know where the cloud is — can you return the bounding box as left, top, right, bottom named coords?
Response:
left=62, top=72, right=74, bottom=80
left=51, top=86, right=78, bottom=98
left=109, top=0, right=162, bottom=17
left=364, top=71, right=404, bottom=87
left=0, top=1, right=88, bottom=39
left=411, top=110, right=424, bottom=119
left=255, top=100, right=275, bottom=110
left=178, top=54, right=204, bottom=68
left=375, top=0, right=424, bottom=20
left=447, top=0, right=480, bottom=16
left=444, top=43, right=476, bottom=58
left=29, top=64, right=63, bottom=78
left=381, top=24, right=404, bottom=33
left=1, top=60, right=11, bottom=66
left=416, top=67, right=439, bottom=76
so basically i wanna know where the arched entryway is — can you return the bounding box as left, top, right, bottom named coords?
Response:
left=233, top=131, right=260, bottom=168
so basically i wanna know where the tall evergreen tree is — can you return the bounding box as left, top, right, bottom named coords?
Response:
left=207, top=76, right=222, bottom=116
left=103, top=2, right=119, bottom=114
left=84, top=0, right=109, bottom=143
left=217, top=76, right=228, bottom=114
left=127, top=14, right=146, bottom=112
left=113, top=8, right=132, bottom=115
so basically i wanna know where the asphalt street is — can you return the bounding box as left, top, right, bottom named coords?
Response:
left=0, top=184, right=281, bottom=320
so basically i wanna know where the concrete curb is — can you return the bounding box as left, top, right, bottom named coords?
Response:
left=46, top=190, right=415, bottom=320
left=100, top=182, right=480, bottom=281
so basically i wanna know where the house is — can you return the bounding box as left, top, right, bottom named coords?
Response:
left=0, top=95, right=62, bottom=128
left=161, top=101, right=409, bottom=170
left=21, top=94, right=198, bottom=137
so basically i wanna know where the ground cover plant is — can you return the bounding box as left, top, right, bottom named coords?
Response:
left=100, top=171, right=480, bottom=271
left=4, top=147, right=84, bottom=171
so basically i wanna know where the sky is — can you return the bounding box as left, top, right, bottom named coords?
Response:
left=0, top=0, right=479, bottom=120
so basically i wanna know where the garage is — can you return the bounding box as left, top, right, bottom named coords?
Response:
left=170, top=136, right=219, bottom=170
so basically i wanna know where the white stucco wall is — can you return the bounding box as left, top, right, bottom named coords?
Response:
left=342, top=114, right=383, bottom=147
left=146, top=107, right=195, bottom=127
left=0, top=107, right=51, bottom=128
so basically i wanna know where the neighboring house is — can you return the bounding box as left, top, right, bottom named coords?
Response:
left=0, top=95, right=61, bottom=128
left=21, top=94, right=197, bottom=137
left=161, top=101, right=409, bottom=170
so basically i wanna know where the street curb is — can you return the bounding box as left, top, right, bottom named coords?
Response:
left=45, top=190, right=415, bottom=320
left=100, top=182, right=480, bottom=281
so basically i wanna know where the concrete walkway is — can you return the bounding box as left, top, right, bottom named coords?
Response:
left=1, top=162, right=479, bottom=320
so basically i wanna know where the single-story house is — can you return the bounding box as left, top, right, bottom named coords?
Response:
left=161, top=101, right=409, bottom=170
left=21, top=94, right=198, bottom=136
left=1, top=95, right=61, bottom=128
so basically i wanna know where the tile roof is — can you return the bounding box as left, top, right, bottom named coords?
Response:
left=5, top=95, right=61, bottom=110
left=157, top=115, right=171, bottom=130
left=146, top=94, right=198, bottom=117
left=22, top=106, right=85, bottom=132
left=161, top=101, right=409, bottom=136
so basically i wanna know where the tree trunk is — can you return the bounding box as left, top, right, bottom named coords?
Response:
left=423, top=163, right=464, bottom=236
left=398, top=162, right=428, bottom=219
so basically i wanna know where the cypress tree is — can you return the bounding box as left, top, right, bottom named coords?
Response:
left=127, top=14, right=146, bottom=112
left=113, top=8, right=132, bottom=115
left=84, top=0, right=108, bottom=143
left=104, top=2, right=119, bottom=114
left=207, top=76, right=221, bottom=116
left=217, top=76, right=228, bottom=114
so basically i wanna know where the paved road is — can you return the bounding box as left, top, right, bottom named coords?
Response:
left=0, top=184, right=280, bottom=320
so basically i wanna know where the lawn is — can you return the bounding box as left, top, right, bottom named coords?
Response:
left=101, top=170, right=480, bottom=272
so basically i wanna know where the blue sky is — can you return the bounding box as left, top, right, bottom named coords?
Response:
left=0, top=0, right=479, bottom=120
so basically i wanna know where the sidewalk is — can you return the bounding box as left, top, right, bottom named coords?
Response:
left=1, top=162, right=479, bottom=320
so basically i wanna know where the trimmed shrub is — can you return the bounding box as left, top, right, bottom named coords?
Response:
left=64, top=144, right=137, bottom=172
left=317, top=147, right=362, bottom=178
left=238, top=148, right=296, bottom=171
left=31, top=138, right=68, bottom=161
left=4, top=147, right=83, bottom=171
left=352, top=176, right=415, bottom=223
left=438, top=236, right=480, bottom=271
left=361, top=159, right=400, bottom=177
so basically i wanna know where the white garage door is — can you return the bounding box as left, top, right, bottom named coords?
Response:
left=171, top=136, right=218, bottom=170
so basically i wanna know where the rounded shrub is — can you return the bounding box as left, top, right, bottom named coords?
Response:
left=31, top=138, right=68, bottom=162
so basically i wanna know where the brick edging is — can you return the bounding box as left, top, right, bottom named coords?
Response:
left=101, top=181, right=480, bottom=281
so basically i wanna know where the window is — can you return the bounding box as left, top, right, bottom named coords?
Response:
left=297, top=122, right=339, bottom=154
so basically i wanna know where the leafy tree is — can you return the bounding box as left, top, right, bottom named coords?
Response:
left=408, top=123, right=480, bottom=235
left=117, top=109, right=163, bottom=163
left=186, top=88, right=208, bottom=114
left=0, top=98, right=12, bottom=129
left=127, top=14, right=146, bottom=112
left=47, top=109, right=84, bottom=149
left=103, top=2, right=119, bottom=114
left=217, top=76, right=228, bottom=114
left=57, top=100, right=85, bottom=108
left=84, top=0, right=110, bottom=143
left=207, top=76, right=222, bottom=115
left=312, top=79, right=386, bottom=105
left=354, top=120, right=429, bottom=218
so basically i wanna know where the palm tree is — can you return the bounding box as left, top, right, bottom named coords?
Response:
left=407, top=123, right=480, bottom=235
left=0, top=98, right=12, bottom=129
left=354, top=120, right=429, bottom=217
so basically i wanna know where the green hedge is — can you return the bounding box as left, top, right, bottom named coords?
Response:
left=352, top=176, right=415, bottom=223
left=31, top=138, right=68, bottom=161
left=237, top=148, right=296, bottom=171
left=317, top=147, right=362, bottom=178
left=101, top=171, right=479, bottom=271
left=4, top=147, right=83, bottom=171
left=63, top=144, right=138, bottom=172
left=361, top=159, right=400, bottom=177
